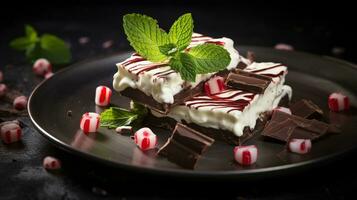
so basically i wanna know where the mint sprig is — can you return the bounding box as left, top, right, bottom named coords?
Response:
left=100, top=102, right=148, bottom=129
left=9, top=25, right=71, bottom=65
left=123, top=13, right=231, bottom=82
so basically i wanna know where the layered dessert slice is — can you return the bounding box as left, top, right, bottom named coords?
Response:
left=149, top=62, right=292, bottom=145
left=113, top=33, right=249, bottom=113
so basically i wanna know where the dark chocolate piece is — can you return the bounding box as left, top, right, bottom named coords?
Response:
left=158, top=123, right=214, bottom=169
left=225, top=72, right=271, bottom=93
left=290, top=99, right=323, bottom=119
left=246, top=51, right=255, bottom=63
left=145, top=112, right=268, bottom=145
left=262, top=111, right=330, bottom=142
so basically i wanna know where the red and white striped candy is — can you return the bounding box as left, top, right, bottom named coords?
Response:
left=44, top=72, right=54, bottom=79
left=13, top=95, right=27, bottom=110
left=0, top=122, right=22, bottom=144
left=204, top=76, right=226, bottom=96
left=80, top=112, right=100, bottom=133
left=0, top=83, right=7, bottom=97
left=273, top=106, right=292, bottom=115
left=233, top=145, right=258, bottom=166
left=43, top=156, right=61, bottom=170
left=95, top=86, right=112, bottom=106
left=33, top=58, right=52, bottom=76
left=0, top=70, right=3, bottom=82
left=328, top=92, right=350, bottom=112
left=288, top=139, right=312, bottom=154
left=134, top=127, right=157, bottom=151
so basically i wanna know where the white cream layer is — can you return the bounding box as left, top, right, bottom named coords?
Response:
left=113, top=33, right=241, bottom=104
left=152, top=62, right=292, bottom=137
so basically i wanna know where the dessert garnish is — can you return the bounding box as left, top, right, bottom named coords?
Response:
left=80, top=112, right=100, bottom=133
left=95, top=86, right=112, bottom=106
left=133, top=127, right=157, bottom=151
left=328, top=92, right=350, bottom=112
left=115, top=126, right=133, bottom=135
left=0, top=120, right=22, bottom=144
left=43, top=156, right=61, bottom=170
left=204, top=75, right=226, bottom=96
left=288, top=139, right=312, bottom=154
left=9, top=25, right=71, bottom=65
left=233, top=145, right=258, bottom=166
left=225, top=71, right=271, bottom=93
left=290, top=99, right=323, bottom=119
left=33, top=58, right=52, bottom=76
left=158, top=123, right=214, bottom=169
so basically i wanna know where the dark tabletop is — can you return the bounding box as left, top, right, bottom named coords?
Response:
left=1, top=1, right=357, bottom=199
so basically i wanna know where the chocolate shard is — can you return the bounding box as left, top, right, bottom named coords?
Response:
left=158, top=123, right=215, bottom=169
left=262, top=111, right=330, bottom=142
left=290, top=99, right=323, bottom=119
left=225, top=71, right=271, bottom=93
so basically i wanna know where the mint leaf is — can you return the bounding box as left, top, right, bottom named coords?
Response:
left=123, top=13, right=169, bottom=62
left=168, top=13, right=193, bottom=51
left=130, top=101, right=148, bottom=115
left=39, top=34, right=71, bottom=65
left=9, top=24, right=71, bottom=65
left=170, top=53, right=196, bottom=82
left=159, top=43, right=177, bottom=56
left=100, top=107, right=139, bottom=129
left=188, top=43, right=231, bottom=74
left=25, top=24, right=38, bottom=42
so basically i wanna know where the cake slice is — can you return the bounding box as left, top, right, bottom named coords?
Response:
left=113, top=33, right=249, bottom=113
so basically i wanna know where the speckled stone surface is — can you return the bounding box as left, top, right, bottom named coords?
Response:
left=1, top=2, right=357, bottom=199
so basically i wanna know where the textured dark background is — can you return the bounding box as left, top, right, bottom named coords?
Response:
left=1, top=1, right=357, bottom=199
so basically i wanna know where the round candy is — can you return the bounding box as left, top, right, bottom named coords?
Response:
left=288, top=139, right=312, bottom=154
left=33, top=58, right=52, bottom=76
left=95, top=86, right=112, bottom=106
left=233, top=145, right=258, bottom=166
left=13, top=95, right=27, bottom=110
left=328, top=92, right=350, bottom=112
left=0, top=122, right=22, bottom=144
left=273, top=106, right=292, bottom=115
left=134, top=127, right=157, bottom=151
left=204, top=76, right=226, bottom=96
left=43, top=156, right=61, bottom=170
left=0, top=83, right=7, bottom=97
left=80, top=112, right=100, bottom=133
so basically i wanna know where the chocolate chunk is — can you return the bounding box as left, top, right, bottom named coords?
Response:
left=225, top=71, right=271, bottom=93
left=262, top=111, right=330, bottom=142
left=290, top=99, right=323, bottom=119
left=246, top=51, right=255, bottom=63
left=158, top=123, right=214, bottom=169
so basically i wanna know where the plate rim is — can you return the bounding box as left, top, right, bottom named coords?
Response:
left=28, top=46, right=357, bottom=178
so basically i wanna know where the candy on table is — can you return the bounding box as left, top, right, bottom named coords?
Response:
left=95, top=86, right=112, bottom=106
left=0, top=83, right=7, bottom=97
left=288, top=139, right=312, bottom=154
left=273, top=106, right=292, bottom=115
left=115, top=126, right=132, bottom=134
left=102, top=40, right=113, bottom=49
left=33, top=58, right=52, bottom=76
left=328, top=92, right=350, bottom=112
left=233, top=145, right=258, bottom=166
left=43, top=156, right=61, bottom=170
left=134, top=127, right=157, bottom=151
left=204, top=76, right=226, bottom=96
left=80, top=112, right=100, bottom=133
left=0, top=121, right=22, bottom=144
left=13, top=95, right=27, bottom=110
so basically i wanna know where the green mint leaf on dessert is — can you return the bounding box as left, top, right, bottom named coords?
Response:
left=170, top=53, right=197, bottom=82
left=159, top=43, right=177, bottom=56
left=100, top=103, right=148, bottom=129
left=123, top=13, right=169, bottom=62
left=188, top=43, right=230, bottom=74
left=168, top=13, right=193, bottom=51
left=100, top=107, right=139, bottom=129
left=9, top=25, right=71, bottom=65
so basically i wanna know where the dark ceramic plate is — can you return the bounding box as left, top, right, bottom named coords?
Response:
left=28, top=46, right=357, bottom=178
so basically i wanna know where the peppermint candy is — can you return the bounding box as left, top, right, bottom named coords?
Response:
left=234, top=145, right=258, bottom=166
left=43, top=156, right=61, bottom=170
left=288, top=139, right=312, bottom=154
left=13, top=96, right=27, bottom=110
left=328, top=92, right=350, bottom=112
left=80, top=112, right=100, bottom=133
left=204, top=76, right=226, bottom=96
left=134, top=127, right=157, bottom=151
left=95, top=86, right=112, bottom=106
left=33, top=58, right=52, bottom=76
left=0, top=83, right=7, bottom=97
left=0, top=122, right=22, bottom=144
